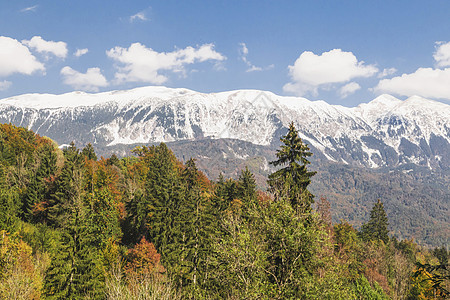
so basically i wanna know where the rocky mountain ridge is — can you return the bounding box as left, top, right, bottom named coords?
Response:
left=0, top=86, right=448, bottom=170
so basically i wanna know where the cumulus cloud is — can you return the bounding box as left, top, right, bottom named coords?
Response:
left=20, top=5, right=38, bottom=12
left=130, top=11, right=148, bottom=22
left=107, top=43, right=226, bottom=84
left=339, top=82, right=361, bottom=98
left=434, top=41, right=450, bottom=68
left=61, top=66, right=108, bottom=92
left=378, top=68, right=397, bottom=78
left=374, top=67, right=450, bottom=100
left=0, top=36, right=45, bottom=77
left=283, top=49, right=378, bottom=96
left=0, top=81, right=12, bottom=91
left=373, top=41, right=450, bottom=100
left=74, top=48, right=89, bottom=57
left=22, top=36, right=68, bottom=59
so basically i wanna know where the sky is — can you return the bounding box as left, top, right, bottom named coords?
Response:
left=1, top=0, right=450, bottom=107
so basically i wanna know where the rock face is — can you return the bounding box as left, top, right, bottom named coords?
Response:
left=0, top=86, right=449, bottom=170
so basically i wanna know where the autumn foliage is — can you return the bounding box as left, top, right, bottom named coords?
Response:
left=126, top=237, right=165, bottom=277
left=0, top=123, right=447, bottom=299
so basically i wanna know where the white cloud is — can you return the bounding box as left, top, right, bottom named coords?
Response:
left=61, top=66, right=108, bottom=92
left=339, top=82, right=361, bottom=98
left=239, top=43, right=272, bottom=72
left=130, top=11, right=148, bottom=22
left=434, top=41, right=450, bottom=68
left=0, top=80, right=12, bottom=91
left=107, top=43, right=226, bottom=84
left=74, top=48, right=89, bottom=57
left=20, top=5, right=38, bottom=12
left=213, top=61, right=227, bottom=71
left=374, top=67, right=450, bottom=100
left=0, top=36, right=45, bottom=77
left=246, top=65, right=262, bottom=72
left=283, top=49, right=378, bottom=96
left=378, top=67, right=397, bottom=78
left=240, top=43, right=249, bottom=56
left=22, top=36, right=68, bottom=59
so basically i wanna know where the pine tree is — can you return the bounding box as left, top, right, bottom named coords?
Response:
left=360, top=199, right=390, bottom=244
left=145, top=143, right=184, bottom=267
left=47, top=142, right=84, bottom=226
left=106, top=153, right=120, bottom=167
left=238, top=166, right=257, bottom=202
left=21, top=143, right=57, bottom=222
left=210, top=173, right=229, bottom=217
left=182, top=159, right=220, bottom=296
left=44, top=200, right=104, bottom=299
left=178, top=158, right=206, bottom=292
left=81, top=143, right=97, bottom=161
left=45, top=143, right=105, bottom=298
left=268, top=122, right=316, bottom=213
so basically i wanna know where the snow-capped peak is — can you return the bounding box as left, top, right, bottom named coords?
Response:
left=0, top=86, right=198, bottom=109
left=0, top=86, right=448, bottom=170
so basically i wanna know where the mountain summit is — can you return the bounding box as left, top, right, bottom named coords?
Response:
left=0, top=86, right=449, bottom=170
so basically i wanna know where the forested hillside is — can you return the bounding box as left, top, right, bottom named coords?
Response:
left=0, top=123, right=448, bottom=299
left=107, top=138, right=448, bottom=248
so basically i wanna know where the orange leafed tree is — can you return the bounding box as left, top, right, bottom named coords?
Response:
left=126, top=237, right=165, bottom=278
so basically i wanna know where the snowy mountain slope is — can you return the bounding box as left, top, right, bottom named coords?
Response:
left=0, top=86, right=449, bottom=170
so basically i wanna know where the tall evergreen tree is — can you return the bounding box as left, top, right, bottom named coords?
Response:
left=145, top=143, right=184, bottom=267
left=178, top=158, right=214, bottom=295
left=268, top=122, right=316, bottom=213
left=47, top=142, right=84, bottom=226
left=21, top=143, right=57, bottom=222
left=360, top=199, right=390, bottom=244
left=210, top=173, right=227, bottom=211
left=81, top=143, right=97, bottom=161
left=45, top=196, right=104, bottom=299
left=45, top=143, right=104, bottom=298
left=238, top=166, right=257, bottom=202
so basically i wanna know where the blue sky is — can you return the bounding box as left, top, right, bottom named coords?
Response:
left=1, top=0, right=450, bottom=106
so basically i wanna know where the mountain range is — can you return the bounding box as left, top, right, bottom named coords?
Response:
left=0, top=86, right=448, bottom=170
left=0, top=86, right=448, bottom=246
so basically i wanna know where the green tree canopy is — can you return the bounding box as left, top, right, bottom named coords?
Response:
left=360, top=199, right=390, bottom=244
left=268, top=122, right=316, bottom=213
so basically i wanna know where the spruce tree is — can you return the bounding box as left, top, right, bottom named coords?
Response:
left=145, top=143, right=184, bottom=268
left=268, top=122, right=316, bottom=213
left=179, top=158, right=213, bottom=294
left=106, top=153, right=120, bottom=167
left=45, top=199, right=104, bottom=299
left=22, top=144, right=57, bottom=222
left=238, top=166, right=257, bottom=202
left=47, top=142, right=83, bottom=226
left=360, top=199, right=389, bottom=244
left=45, top=142, right=104, bottom=298
left=81, top=143, right=97, bottom=161
left=210, top=173, right=228, bottom=213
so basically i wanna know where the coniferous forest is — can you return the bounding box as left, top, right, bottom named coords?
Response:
left=0, top=122, right=448, bottom=299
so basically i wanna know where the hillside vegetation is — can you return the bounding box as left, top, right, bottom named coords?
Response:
left=0, top=123, right=448, bottom=299
left=112, top=138, right=448, bottom=248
